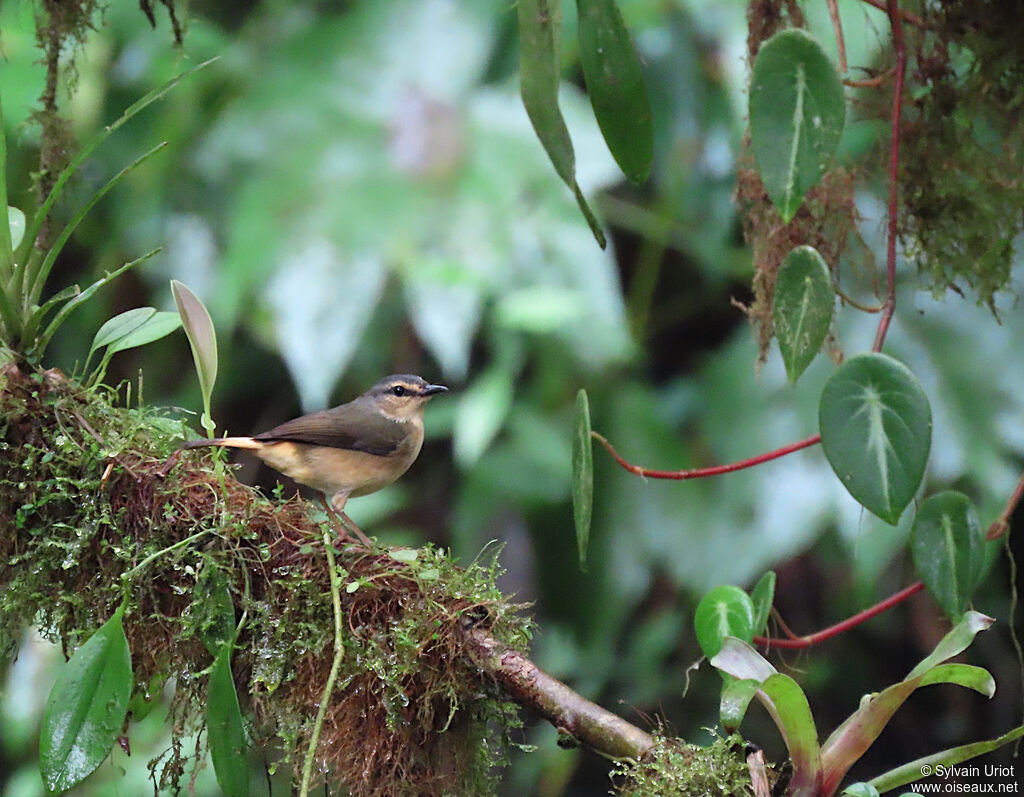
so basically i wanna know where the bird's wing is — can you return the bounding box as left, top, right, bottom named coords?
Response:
left=252, top=404, right=405, bottom=457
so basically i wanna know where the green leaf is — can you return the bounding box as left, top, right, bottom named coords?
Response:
left=39, top=605, right=133, bottom=793
left=107, top=311, right=182, bottom=354
left=576, top=0, right=653, bottom=184
left=820, top=612, right=994, bottom=796
left=720, top=678, right=760, bottom=733
left=843, top=784, right=880, bottom=797
left=750, top=571, right=776, bottom=636
left=749, top=29, right=845, bottom=221
left=171, top=280, right=219, bottom=436
left=773, top=246, right=834, bottom=383
left=868, top=724, right=1024, bottom=794
left=193, top=564, right=236, bottom=658
left=7, top=206, right=25, bottom=249
left=760, top=673, right=821, bottom=796
left=911, top=491, right=986, bottom=621
left=390, top=548, right=420, bottom=564
left=207, top=647, right=249, bottom=797
left=819, top=353, right=932, bottom=525
left=572, top=389, right=594, bottom=570
left=453, top=362, right=516, bottom=467
left=710, top=637, right=777, bottom=683
left=518, top=0, right=607, bottom=248
left=89, top=308, right=158, bottom=361
left=695, top=585, right=756, bottom=658
left=918, top=663, right=995, bottom=698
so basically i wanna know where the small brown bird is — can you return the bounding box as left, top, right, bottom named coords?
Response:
left=183, top=374, right=448, bottom=523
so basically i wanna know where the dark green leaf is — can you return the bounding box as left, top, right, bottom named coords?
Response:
left=720, top=678, right=760, bottom=733
left=572, top=389, right=594, bottom=570
left=193, top=564, right=236, bottom=658
left=749, top=29, right=845, bottom=221
left=89, top=308, right=157, bottom=360
left=911, top=491, right=986, bottom=621
left=207, top=647, right=249, bottom=797
left=107, top=310, right=182, bottom=354
left=819, top=353, right=932, bottom=524
left=773, top=246, right=834, bottom=383
left=695, top=585, right=755, bottom=658
left=518, top=0, right=607, bottom=248
left=39, top=605, right=133, bottom=793
left=576, top=0, right=653, bottom=183
left=750, top=571, right=776, bottom=636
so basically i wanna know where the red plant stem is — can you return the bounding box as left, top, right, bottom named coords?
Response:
left=591, top=431, right=820, bottom=481
left=856, top=0, right=925, bottom=27
left=987, top=468, right=1024, bottom=540
left=753, top=581, right=925, bottom=649
left=827, top=0, right=848, bottom=73
left=871, top=0, right=907, bottom=353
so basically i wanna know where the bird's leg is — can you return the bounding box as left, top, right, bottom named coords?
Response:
left=319, top=494, right=373, bottom=548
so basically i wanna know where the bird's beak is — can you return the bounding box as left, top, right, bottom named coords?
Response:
left=421, top=383, right=449, bottom=396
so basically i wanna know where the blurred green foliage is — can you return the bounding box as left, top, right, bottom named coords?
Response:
left=2, top=0, right=1023, bottom=795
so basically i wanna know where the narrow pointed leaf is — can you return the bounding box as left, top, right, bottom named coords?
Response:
left=868, top=724, right=1024, bottom=794
left=572, top=389, right=594, bottom=570
left=911, top=491, right=986, bottom=621
left=695, top=586, right=756, bottom=659
left=917, top=663, right=995, bottom=698
left=207, top=647, right=249, bottom=797
left=720, top=678, right=760, bottom=732
left=39, top=605, right=133, bottom=793
left=576, top=0, right=653, bottom=183
left=774, top=246, right=834, bottom=383
left=518, top=0, right=607, bottom=248
left=750, top=29, right=845, bottom=221
left=906, top=611, right=993, bottom=681
left=761, top=674, right=821, bottom=796
left=750, top=571, right=776, bottom=636
left=171, top=280, right=218, bottom=431
left=89, top=308, right=158, bottom=360
left=107, top=310, right=182, bottom=354
left=819, top=353, right=932, bottom=524
left=8, top=206, right=25, bottom=249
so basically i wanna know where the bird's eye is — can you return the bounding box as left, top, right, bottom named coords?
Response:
left=392, top=385, right=407, bottom=396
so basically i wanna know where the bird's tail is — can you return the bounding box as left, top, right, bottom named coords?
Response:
left=181, top=436, right=263, bottom=451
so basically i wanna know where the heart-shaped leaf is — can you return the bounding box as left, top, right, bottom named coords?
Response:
left=518, top=0, right=606, bottom=247
left=750, top=29, right=845, bottom=221
left=40, top=604, right=133, bottom=793
left=911, top=491, right=986, bottom=621
left=207, top=646, right=249, bottom=797
left=695, top=585, right=755, bottom=659
left=576, top=0, right=653, bottom=184
left=572, top=389, right=594, bottom=570
left=774, top=246, right=834, bottom=383
left=819, top=353, right=932, bottom=524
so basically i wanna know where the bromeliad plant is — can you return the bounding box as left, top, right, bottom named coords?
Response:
left=0, top=59, right=213, bottom=365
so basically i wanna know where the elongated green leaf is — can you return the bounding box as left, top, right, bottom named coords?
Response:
left=750, top=571, right=776, bottom=635
left=108, top=311, right=182, bottom=354
left=761, top=673, right=821, bottom=796
left=911, top=492, right=986, bottom=621
left=171, top=280, right=219, bottom=436
left=572, top=389, right=594, bottom=570
left=518, top=0, right=607, bottom=248
left=720, top=677, right=760, bottom=732
left=774, top=246, right=834, bottom=383
left=89, top=308, right=157, bottom=360
left=8, top=206, right=25, bottom=250
left=750, top=29, right=845, bottom=221
left=819, top=353, right=932, bottom=524
left=695, top=585, right=756, bottom=659
left=576, top=0, right=653, bottom=184
left=193, top=564, right=236, bottom=658
left=207, top=647, right=249, bottom=797
left=820, top=612, right=994, bottom=795
left=39, top=605, right=133, bottom=793
left=868, top=724, right=1024, bottom=794
left=918, top=663, right=995, bottom=697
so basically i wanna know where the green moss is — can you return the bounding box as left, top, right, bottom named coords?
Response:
left=614, top=733, right=756, bottom=797
left=0, top=362, right=530, bottom=796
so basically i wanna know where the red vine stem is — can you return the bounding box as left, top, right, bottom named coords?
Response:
left=857, top=0, right=924, bottom=27
left=591, top=431, right=820, bottom=481
left=753, top=581, right=925, bottom=649
left=871, top=0, right=907, bottom=353
left=987, top=468, right=1024, bottom=540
